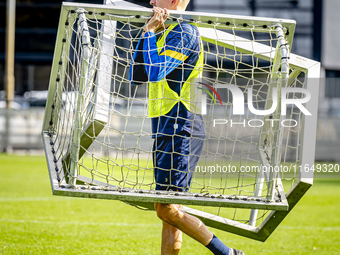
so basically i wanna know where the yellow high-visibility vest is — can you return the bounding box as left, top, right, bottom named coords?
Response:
left=148, top=24, right=204, bottom=118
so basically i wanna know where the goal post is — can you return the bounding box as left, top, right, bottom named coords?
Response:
left=42, top=0, right=320, bottom=241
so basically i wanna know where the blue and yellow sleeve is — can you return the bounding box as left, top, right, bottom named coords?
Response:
left=143, top=24, right=199, bottom=82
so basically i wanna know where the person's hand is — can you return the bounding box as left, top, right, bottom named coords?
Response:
left=144, top=7, right=169, bottom=34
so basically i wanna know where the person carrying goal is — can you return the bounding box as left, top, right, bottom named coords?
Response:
left=129, top=0, right=245, bottom=254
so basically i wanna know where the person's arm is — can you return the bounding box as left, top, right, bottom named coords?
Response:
left=129, top=6, right=169, bottom=85
left=143, top=24, right=197, bottom=82
left=129, top=37, right=149, bottom=85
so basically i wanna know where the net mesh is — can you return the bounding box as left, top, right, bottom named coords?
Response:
left=47, top=8, right=307, bottom=226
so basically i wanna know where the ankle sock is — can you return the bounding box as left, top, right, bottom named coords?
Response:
left=205, top=235, right=230, bottom=255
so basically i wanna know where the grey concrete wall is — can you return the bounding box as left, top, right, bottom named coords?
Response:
left=322, top=0, right=340, bottom=69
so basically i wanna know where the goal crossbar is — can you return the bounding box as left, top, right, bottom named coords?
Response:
left=43, top=132, right=289, bottom=210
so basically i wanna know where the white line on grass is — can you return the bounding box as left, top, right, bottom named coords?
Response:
left=280, top=226, right=340, bottom=231
left=0, top=197, right=77, bottom=202
left=0, top=219, right=339, bottom=231
left=0, top=218, right=159, bottom=228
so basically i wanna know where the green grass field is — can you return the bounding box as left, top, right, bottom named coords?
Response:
left=0, top=154, right=340, bottom=255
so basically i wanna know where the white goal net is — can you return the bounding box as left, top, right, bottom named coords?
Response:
left=42, top=1, right=320, bottom=240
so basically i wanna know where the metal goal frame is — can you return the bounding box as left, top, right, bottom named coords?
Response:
left=42, top=0, right=320, bottom=241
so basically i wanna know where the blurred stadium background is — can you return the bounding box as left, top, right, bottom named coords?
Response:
left=0, top=0, right=339, bottom=161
